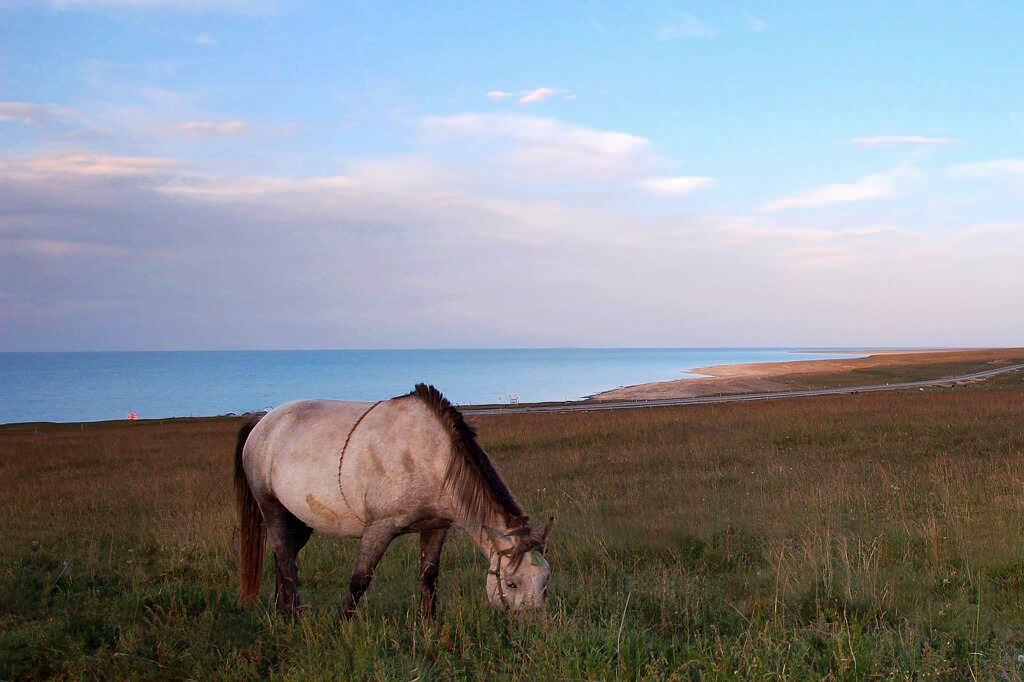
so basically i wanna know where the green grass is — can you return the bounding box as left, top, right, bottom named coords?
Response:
left=3, top=389, right=1024, bottom=679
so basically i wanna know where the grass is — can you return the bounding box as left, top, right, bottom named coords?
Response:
left=743, top=348, right=1024, bottom=392
left=3, top=385, right=1024, bottom=679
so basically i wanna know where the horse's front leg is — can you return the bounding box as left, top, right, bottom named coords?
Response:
left=341, top=521, right=398, bottom=618
left=419, top=528, right=448, bottom=618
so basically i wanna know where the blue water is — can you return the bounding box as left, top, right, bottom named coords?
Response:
left=0, top=349, right=866, bottom=424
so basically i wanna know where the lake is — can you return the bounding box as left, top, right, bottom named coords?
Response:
left=0, top=348, right=866, bottom=424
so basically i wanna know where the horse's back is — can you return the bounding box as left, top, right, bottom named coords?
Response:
left=244, top=399, right=375, bottom=536
left=243, top=397, right=452, bottom=537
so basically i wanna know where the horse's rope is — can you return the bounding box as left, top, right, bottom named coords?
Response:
left=337, top=401, right=381, bottom=525
left=487, top=551, right=514, bottom=611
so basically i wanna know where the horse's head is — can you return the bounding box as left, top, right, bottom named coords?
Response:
left=484, top=517, right=553, bottom=612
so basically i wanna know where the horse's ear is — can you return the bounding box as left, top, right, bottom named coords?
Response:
left=539, top=517, right=554, bottom=554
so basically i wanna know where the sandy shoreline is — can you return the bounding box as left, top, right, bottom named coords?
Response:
left=589, top=348, right=1019, bottom=401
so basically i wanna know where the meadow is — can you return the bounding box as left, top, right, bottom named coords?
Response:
left=3, top=374, right=1024, bottom=680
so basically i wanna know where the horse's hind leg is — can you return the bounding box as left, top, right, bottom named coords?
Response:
left=419, top=528, right=448, bottom=618
left=263, top=500, right=313, bottom=615
left=341, top=521, right=398, bottom=618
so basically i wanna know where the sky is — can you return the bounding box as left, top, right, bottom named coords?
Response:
left=1, top=1, right=1023, bottom=351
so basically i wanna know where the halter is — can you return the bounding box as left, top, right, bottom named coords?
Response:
left=337, top=401, right=381, bottom=524
left=487, top=548, right=515, bottom=611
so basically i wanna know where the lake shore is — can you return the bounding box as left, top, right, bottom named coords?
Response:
left=589, top=348, right=1024, bottom=401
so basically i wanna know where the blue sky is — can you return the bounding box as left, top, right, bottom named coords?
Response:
left=2, top=1, right=1023, bottom=350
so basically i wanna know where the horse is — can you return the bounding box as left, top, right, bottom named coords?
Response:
left=234, top=383, right=552, bottom=617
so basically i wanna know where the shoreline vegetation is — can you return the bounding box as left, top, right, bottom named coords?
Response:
left=3, top=349, right=1024, bottom=678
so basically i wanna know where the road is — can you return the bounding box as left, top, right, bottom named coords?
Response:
left=463, top=362, right=1024, bottom=416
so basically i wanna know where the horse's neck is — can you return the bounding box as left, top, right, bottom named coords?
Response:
left=459, top=514, right=513, bottom=560
left=440, top=469, right=521, bottom=556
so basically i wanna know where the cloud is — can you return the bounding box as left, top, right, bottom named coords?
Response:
left=423, top=113, right=646, bottom=154
left=195, top=34, right=217, bottom=45
left=156, top=173, right=356, bottom=198
left=489, top=88, right=573, bottom=105
left=950, top=159, right=1024, bottom=177
left=964, top=221, right=1023, bottom=236
left=2, top=142, right=1023, bottom=350
left=519, top=88, right=557, bottom=104
left=636, top=176, right=715, bottom=196
left=0, top=238, right=124, bottom=259
left=656, top=12, right=717, bottom=40
left=155, top=175, right=309, bottom=197
left=852, top=135, right=955, bottom=147
left=713, top=220, right=927, bottom=271
left=0, top=101, right=73, bottom=124
left=0, top=151, right=178, bottom=179
left=840, top=225, right=902, bottom=238
left=760, top=171, right=900, bottom=212
left=170, top=120, right=249, bottom=138
left=744, top=13, right=767, bottom=32
left=46, top=0, right=272, bottom=11
left=422, top=112, right=658, bottom=179
left=0, top=149, right=619, bottom=326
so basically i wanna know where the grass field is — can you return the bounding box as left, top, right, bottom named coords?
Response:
left=3, top=375, right=1024, bottom=679
left=761, top=349, right=1024, bottom=391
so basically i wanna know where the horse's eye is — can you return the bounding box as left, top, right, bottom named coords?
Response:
left=505, top=581, right=518, bottom=590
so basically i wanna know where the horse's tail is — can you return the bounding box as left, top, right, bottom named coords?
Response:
left=235, top=412, right=266, bottom=606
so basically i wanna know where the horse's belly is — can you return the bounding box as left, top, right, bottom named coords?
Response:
left=273, top=467, right=364, bottom=537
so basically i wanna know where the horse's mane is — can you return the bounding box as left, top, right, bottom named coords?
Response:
left=403, top=383, right=526, bottom=527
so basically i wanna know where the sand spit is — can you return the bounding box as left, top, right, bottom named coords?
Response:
left=590, top=349, right=1022, bottom=401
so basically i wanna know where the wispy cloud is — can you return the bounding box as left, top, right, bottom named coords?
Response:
left=423, top=113, right=649, bottom=153
left=519, top=88, right=558, bottom=104
left=656, top=12, right=717, bottom=40
left=950, top=159, right=1024, bottom=177
left=0, top=151, right=178, bottom=179
left=964, top=221, right=1024, bottom=236
left=852, top=135, right=955, bottom=148
left=169, top=120, right=249, bottom=138
left=488, top=88, right=573, bottom=105
left=423, top=112, right=658, bottom=179
left=195, top=34, right=217, bottom=45
left=0, top=101, right=73, bottom=124
left=635, top=176, right=715, bottom=196
left=713, top=220, right=927, bottom=271
left=0, top=239, right=125, bottom=259
left=760, top=171, right=901, bottom=212
left=744, top=13, right=768, bottom=32
left=46, top=0, right=273, bottom=11
left=156, top=174, right=346, bottom=197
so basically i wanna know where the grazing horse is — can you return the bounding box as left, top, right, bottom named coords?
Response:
left=234, top=383, right=552, bottom=617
